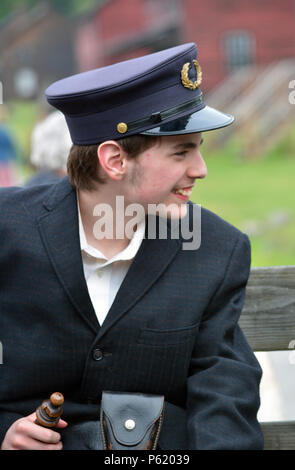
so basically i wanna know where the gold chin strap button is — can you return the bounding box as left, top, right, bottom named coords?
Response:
left=117, top=122, right=128, bottom=133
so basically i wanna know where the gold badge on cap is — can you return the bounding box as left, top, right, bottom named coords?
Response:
left=181, top=60, right=202, bottom=90
left=117, top=122, right=128, bottom=133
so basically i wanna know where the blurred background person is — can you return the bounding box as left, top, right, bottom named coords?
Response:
left=0, top=105, right=19, bottom=187
left=25, top=110, right=72, bottom=187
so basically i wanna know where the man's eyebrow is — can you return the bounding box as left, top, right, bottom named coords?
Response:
left=172, top=138, right=204, bottom=149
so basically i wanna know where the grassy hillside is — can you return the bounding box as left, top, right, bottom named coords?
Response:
left=192, top=131, right=295, bottom=267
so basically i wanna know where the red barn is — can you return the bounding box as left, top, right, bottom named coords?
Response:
left=76, top=0, right=295, bottom=92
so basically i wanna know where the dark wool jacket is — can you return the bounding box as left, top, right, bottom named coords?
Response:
left=0, top=177, right=263, bottom=449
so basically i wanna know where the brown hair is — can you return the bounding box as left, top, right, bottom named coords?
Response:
left=67, top=134, right=160, bottom=190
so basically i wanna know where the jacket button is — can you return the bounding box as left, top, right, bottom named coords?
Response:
left=92, top=348, right=103, bottom=361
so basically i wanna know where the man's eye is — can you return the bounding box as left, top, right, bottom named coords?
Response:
left=174, top=151, right=187, bottom=156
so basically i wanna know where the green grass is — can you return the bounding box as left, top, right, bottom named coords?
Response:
left=191, top=133, right=295, bottom=267
left=7, top=100, right=39, bottom=155
left=4, top=100, right=40, bottom=179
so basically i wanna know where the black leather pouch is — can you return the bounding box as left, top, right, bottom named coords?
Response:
left=100, top=391, right=165, bottom=450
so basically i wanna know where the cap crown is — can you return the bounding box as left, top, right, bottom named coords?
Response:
left=46, top=43, right=204, bottom=144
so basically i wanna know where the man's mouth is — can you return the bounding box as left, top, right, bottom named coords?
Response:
left=172, top=186, right=194, bottom=197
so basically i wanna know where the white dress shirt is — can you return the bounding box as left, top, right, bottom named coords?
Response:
left=78, top=199, right=145, bottom=326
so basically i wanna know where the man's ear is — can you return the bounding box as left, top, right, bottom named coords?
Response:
left=97, top=140, right=127, bottom=180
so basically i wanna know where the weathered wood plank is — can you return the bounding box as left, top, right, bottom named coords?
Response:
left=239, top=266, right=295, bottom=351
left=237, top=266, right=295, bottom=450
left=261, top=421, right=295, bottom=450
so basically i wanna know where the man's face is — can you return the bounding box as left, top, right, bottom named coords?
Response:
left=125, top=132, right=207, bottom=219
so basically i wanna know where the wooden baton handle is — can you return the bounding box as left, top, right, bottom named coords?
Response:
left=35, top=392, right=64, bottom=428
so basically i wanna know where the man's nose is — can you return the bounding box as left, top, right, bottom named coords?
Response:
left=187, top=151, right=207, bottom=179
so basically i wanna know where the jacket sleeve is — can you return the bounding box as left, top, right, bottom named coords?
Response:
left=186, top=233, right=264, bottom=449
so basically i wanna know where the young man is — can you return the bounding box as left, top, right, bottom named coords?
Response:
left=0, top=43, right=263, bottom=450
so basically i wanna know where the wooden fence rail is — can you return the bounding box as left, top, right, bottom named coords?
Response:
left=240, top=265, right=295, bottom=450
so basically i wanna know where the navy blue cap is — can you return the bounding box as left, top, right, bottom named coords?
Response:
left=45, top=43, right=234, bottom=145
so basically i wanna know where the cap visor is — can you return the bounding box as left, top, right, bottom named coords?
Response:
left=141, top=105, right=234, bottom=135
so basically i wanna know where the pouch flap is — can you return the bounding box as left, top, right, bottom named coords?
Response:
left=101, top=391, right=164, bottom=446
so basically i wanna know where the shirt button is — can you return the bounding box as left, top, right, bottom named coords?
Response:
left=92, top=348, right=103, bottom=361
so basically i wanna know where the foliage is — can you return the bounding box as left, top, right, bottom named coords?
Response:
left=0, top=0, right=104, bottom=21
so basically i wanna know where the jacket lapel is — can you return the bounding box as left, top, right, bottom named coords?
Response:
left=37, top=178, right=99, bottom=333
left=36, top=178, right=182, bottom=337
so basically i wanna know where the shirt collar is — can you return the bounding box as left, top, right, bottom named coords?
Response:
left=77, top=192, right=145, bottom=265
